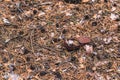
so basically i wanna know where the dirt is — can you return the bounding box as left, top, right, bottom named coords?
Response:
left=0, top=0, right=120, bottom=80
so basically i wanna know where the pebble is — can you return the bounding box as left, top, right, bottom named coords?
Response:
left=83, top=15, right=90, bottom=20
left=92, top=0, right=96, bottom=2
left=2, top=18, right=10, bottom=24
left=110, top=13, right=119, bottom=21
left=39, top=71, right=47, bottom=76
left=103, top=37, right=112, bottom=44
left=67, top=40, right=74, bottom=45
left=9, top=73, right=20, bottom=80
left=92, top=66, right=96, bottom=71
left=51, top=32, right=55, bottom=37
left=30, top=65, right=35, bottom=70
left=84, top=45, right=93, bottom=54
left=62, top=29, right=67, bottom=34
left=100, top=29, right=107, bottom=34
left=33, top=10, right=37, bottom=15
left=92, top=21, right=97, bottom=26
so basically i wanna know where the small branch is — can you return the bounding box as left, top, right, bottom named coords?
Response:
left=30, top=30, right=35, bottom=53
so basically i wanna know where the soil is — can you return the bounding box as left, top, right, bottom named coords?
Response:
left=0, top=0, right=120, bottom=80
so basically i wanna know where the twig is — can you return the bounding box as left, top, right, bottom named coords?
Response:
left=39, top=45, right=63, bottom=53
left=41, top=2, right=52, bottom=5
left=3, top=33, right=27, bottom=47
left=30, top=30, right=35, bottom=53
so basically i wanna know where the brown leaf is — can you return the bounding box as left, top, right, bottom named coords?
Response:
left=76, top=36, right=91, bottom=44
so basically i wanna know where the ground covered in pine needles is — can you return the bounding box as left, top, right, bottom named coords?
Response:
left=0, top=0, right=120, bottom=80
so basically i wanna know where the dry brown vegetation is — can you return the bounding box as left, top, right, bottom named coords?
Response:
left=0, top=0, right=120, bottom=80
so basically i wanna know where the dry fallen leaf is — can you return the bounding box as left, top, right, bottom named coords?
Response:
left=76, top=36, right=91, bottom=44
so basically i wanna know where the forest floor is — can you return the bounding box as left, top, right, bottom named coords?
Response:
left=0, top=0, right=120, bottom=80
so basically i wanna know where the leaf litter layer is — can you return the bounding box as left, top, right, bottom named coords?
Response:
left=0, top=0, right=120, bottom=80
